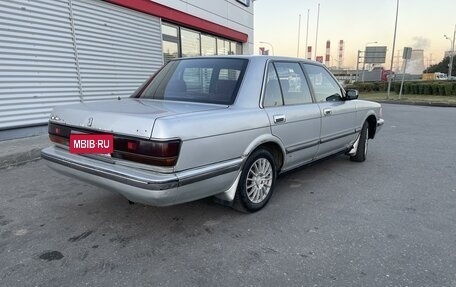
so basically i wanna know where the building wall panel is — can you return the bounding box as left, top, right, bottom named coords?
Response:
left=0, top=0, right=163, bottom=130
left=0, top=0, right=80, bottom=129
left=72, top=0, right=163, bottom=102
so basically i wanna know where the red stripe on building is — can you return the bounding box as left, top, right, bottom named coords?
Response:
left=105, top=0, right=248, bottom=43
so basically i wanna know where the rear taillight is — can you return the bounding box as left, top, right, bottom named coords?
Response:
left=48, top=123, right=70, bottom=146
left=48, top=123, right=180, bottom=167
left=112, top=137, right=181, bottom=167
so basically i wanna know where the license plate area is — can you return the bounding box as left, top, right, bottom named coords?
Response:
left=69, top=132, right=114, bottom=154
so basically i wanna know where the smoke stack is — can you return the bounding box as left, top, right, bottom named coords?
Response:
left=338, top=40, right=344, bottom=69
left=325, top=40, right=330, bottom=66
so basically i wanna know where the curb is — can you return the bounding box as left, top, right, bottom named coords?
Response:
left=373, top=100, right=456, bottom=108
left=0, top=148, right=43, bottom=169
left=0, top=135, right=49, bottom=170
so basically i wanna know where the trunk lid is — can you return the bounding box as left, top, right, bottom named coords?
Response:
left=50, top=99, right=227, bottom=138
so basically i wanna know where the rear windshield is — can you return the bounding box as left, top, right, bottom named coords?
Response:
left=139, top=58, right=248, bottom=105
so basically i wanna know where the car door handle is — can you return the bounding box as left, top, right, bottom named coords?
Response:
left=323, top=109, right=332, bottom=116
left=273, top=114, right=286, bottom=124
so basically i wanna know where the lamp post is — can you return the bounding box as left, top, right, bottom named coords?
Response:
left=259, top=41, right=275, bottom=56
left=387, top=0, right=400, bottom=99
left=314, top=3, right=320, bottom=60
left=297, top=14, right=301, bottom=57
left=444, top=24, right=455, bottom=80
left=362, top=41, right=378, bottom=82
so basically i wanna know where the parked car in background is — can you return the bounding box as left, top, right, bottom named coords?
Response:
left=41, top=56, right=384, bottom=212
left=436, top=72, right=448, bottom=80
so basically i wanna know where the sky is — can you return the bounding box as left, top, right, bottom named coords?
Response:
left=253, top=0, right=456, bottom=70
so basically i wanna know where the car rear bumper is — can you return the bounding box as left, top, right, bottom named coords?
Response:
left=41, top=146, right=241, bottom=206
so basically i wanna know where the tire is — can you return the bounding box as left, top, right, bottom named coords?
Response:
left=234, top=149, right=276, bottom=212
left=350, top=121, right=369, bottom=162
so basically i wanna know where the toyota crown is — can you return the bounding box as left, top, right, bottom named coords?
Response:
left=41, top=56, right=384, bottom=212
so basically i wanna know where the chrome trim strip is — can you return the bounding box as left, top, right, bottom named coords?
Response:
left=286, top=139, right=320, bottom=154
left=178, top=158, right=243, bottom=186
left=320, top=129, right=357, bottom=144
left=286, top=129, right=358, bottom=154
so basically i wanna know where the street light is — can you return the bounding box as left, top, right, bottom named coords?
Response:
left=444, top=24, right=455, bottom=80
left=444, top=35, right=452, bottom=78
left=362, top=41, right=378, bottom=82
left=259, top=41, right=275, bottom=56
left=387, top=0, right=400, bottom=99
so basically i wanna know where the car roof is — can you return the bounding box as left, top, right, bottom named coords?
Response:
left=171, top=55, right=323, bottom=66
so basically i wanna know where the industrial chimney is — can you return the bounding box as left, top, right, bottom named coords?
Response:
left=338, top=40, right=345, bottom=69
left=325, top=40, right=330, bottom=67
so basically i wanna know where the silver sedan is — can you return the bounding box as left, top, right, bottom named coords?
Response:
left=41, top=56, right=384, bottom=212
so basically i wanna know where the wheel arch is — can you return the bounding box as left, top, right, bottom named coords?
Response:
left=242, top=135, right=285, bottom=172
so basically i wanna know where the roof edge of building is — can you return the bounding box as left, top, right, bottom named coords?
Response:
left=105, top=0, right=248, bottom=43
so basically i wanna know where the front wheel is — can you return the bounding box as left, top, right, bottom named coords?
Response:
left=234, top=149, right=276, bottom=212
left=350, top=121, right=369, bottom=162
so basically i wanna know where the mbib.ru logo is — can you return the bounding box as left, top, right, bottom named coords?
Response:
left=70, top=134, right=113, bottom=154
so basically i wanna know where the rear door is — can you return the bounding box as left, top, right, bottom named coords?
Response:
left=302, top=63, right=357, bottom=159
left=263, top=61, right=321, bottom=170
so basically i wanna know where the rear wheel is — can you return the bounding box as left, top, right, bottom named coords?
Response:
left=234, top=149, right=276, bottom=212
left=350, top=121, right=369, bottom=162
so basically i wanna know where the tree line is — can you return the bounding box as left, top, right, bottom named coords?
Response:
left=424, top=56, right=455, bottom=75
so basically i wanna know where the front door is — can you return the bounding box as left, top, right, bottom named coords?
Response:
left=303, top=64, right=357, bottom=159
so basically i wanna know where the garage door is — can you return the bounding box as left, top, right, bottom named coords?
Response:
left=0, top=0, right=162, bottom=130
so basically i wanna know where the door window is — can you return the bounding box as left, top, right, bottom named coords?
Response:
left=274, top=62, right=313, bottom=105
left=263, top=62, right=313, bottom=107
left=263, top=63, right=283, bottom=107
left=304, top=64, right=343, bottom=102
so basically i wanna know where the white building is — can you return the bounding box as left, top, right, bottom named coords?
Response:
left=0, top=0, right=254, bottom=139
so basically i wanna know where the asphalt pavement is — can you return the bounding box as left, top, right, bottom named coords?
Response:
left=1, top=104, right=456, bottom=286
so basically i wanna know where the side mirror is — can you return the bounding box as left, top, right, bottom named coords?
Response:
left=345, top=89, right=359, bottom=100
